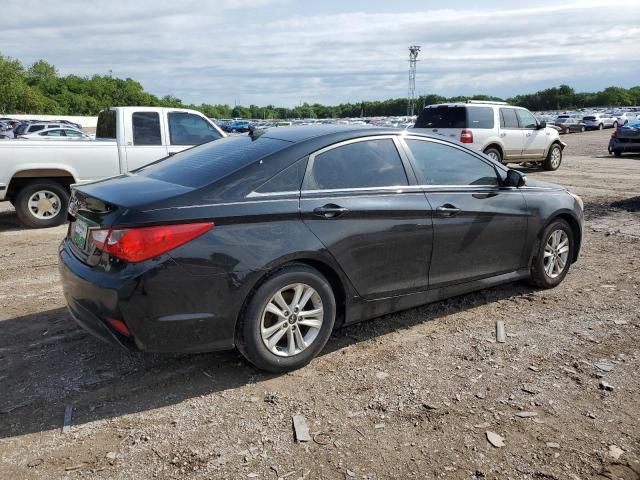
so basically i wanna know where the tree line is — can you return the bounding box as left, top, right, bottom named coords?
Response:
left=1, top=53, right=639, bottom=119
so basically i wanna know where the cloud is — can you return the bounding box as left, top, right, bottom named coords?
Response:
left=1, top=0, right=639, bottom=106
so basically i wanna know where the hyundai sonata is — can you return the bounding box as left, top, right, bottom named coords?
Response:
left=59, top=126, right=583, bottom=372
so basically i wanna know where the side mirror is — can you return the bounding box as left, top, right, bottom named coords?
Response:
left=505, top=169, right=526, bottom=187
left=537, top=121, right=547, bottom=129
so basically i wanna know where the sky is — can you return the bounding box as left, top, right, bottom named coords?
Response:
left=2, top=0, right=639, bottom=107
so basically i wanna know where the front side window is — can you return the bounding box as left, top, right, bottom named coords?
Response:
left=41, top=129, right=63, bottom=137
left=65, top=129, right=83, bottom=137
left=405, top=139, right=498, bottom=186
left=168, top=112, right=223, bottom=146
left=499, top=108, right=519, bottom=129
left=132, top=112, right=162, bottom=146
left=516, top=109, right=538, bottom=129
left=305, top=139, right=408, bottom=190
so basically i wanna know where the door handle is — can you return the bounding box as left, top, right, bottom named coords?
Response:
left=313, top=204, right=349, bottom=218
left=500, top=133, right=507, bottom=137
left=526, top=132, right=532, bottom=137
left=435, top=204, right=461, bottom=217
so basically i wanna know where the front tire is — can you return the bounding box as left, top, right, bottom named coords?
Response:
left=543, top=143, right=562, bottom=171
left=14, top=180, right=69, bottom=228
left=237, top=265, right=336, bottom=372
left=528, top=219, right=574, bottom=289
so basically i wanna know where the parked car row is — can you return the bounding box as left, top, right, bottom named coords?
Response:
left=0, top=117, right=86, bottom=140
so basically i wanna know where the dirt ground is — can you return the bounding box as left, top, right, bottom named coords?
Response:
left=0, top=128, right=638, bottom=479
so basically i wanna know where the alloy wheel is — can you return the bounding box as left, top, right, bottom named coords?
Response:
left=27, top=190, right=62, bottom=219
left=260, top=283, right=324, bottom=357
left=543, top=229, right=569, bottom=279
left=550, top=147, right=562, bottom=169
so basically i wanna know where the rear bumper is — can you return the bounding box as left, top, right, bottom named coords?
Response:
left=58, top=239, right=241, bottom=354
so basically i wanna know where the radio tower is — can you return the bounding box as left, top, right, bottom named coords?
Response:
left=407, top=45, right=421, bottom=117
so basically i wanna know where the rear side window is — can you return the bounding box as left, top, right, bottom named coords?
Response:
left=467, top=107, right=494, bottom=129
left=137, top=135, right=290, bottom=188
left=168, top=112, right=223, bottom=146
left=96, top=110, right=116, bottom=139
left=406, top=139, right=498, bottom=186
left=500, top=108, right=519, bottom=128
left=255, top=158, right=307, bottom=193
left=305, top=139, right=408, bottom=190
left=29, top=125, right=45, bottom=133
left=132, top=112, right=161, bottom=146
left=415, top=107, right=466, bottom=128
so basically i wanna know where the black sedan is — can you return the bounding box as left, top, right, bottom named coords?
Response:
left=59, top=126, right=584, bottom=372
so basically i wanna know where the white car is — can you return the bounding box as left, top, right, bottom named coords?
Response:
left=616, top=112, right=640, bottom=125
left=412, top=101, right=566, bottom=170
left=17, top=127, right=92, bottom=140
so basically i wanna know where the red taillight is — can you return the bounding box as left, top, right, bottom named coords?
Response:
left=612, top=128, right=619, bottom=138
left=107, top=318, right=130, bottom=336
left=91, top=222, right=214, bottom=263
left=460, top=129, right=474, bottom=143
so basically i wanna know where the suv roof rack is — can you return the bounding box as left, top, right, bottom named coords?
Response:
left=466, top=100, right=508, bottom=105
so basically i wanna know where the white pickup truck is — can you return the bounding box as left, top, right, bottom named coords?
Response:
left=0, top=107, right=226, bottom=227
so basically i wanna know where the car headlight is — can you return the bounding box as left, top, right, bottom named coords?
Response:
left=568, top=191, right=583, bottom=210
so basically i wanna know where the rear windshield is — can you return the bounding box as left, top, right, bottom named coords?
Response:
left=136, top=135, right=290, bottom=188
left=414, top=106, right=494, bottom=129
left=583, top=116, right=596, bottom=120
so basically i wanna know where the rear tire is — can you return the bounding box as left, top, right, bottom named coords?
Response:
left=14, top=180, right=69, bottom=228
left=237, top=265, right=336, bottom=373
left=614, top=151, right=622, bottom=157
left=528, top=219, right=574, bottom=289
left=598, top=123, right=603, bottom=130
left=543, top=143, right=562, bottom=171
left=484, top=147, right=503, bottom=164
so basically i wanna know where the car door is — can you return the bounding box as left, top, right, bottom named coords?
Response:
left=498, top=108, right=525, bottom=160
left=517, top=109, right=549, bottom=159
left=165, top=111, right=225, bottom=156
left=124, top=111, right=169, bottom=171
left=300, top=136, right=433, bottom=299
left=401, top=137, right=529, bottom=288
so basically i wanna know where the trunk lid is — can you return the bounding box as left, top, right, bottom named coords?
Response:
left=67, top=174, right=193, bottom=262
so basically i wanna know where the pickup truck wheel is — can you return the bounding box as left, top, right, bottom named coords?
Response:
left=15, top=181, right=69, bottom=228
left=543, top=144, right=562, bottom=171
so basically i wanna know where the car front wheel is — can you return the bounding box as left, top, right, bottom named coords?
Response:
left=237, top=265, right=336, bottom=372
left=528, top=219, right=574, bottom=289
left=543, top=144, right=562, bottom=171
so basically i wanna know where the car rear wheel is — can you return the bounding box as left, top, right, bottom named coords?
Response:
left=484, top=147, right=503, bottom=164
left=598, top=123, right=604, bottom=130
left=543, top=144, right=562, bottom=171
left=613, top=121, right=618, bottom=128
left=15, top=180, right=69, bottom=228
left=528, top=219, right=573, bottom=289
left=580, top=126, right=585, bottom=133
left=614, top=151, right=622, bottom=157
left=237, top=265, right=336, bottom=372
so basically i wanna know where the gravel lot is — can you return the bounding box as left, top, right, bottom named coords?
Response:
left=0, top=128, right=638, bottom=479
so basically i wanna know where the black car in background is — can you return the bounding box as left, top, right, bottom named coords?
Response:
left=59, top=126, right=584, bottom=372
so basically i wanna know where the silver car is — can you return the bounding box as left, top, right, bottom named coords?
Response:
left=582, top=114, right=617, bottom=130
left=412, top=101, right=566, bottom=171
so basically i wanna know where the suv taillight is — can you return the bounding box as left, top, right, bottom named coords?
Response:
left=460, top=129, right=474, bottom=143
left=91, top=222, right=214, bottom=262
